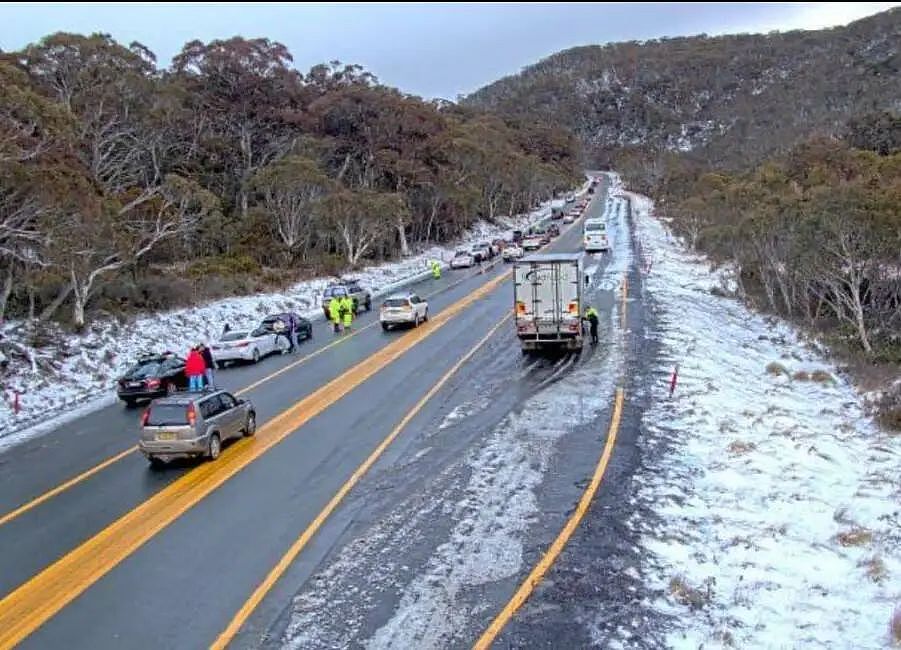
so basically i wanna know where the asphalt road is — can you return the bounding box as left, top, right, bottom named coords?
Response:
left=0, top=177, right=633, bottom=649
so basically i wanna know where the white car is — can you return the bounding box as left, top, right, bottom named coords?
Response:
left=450, top=250, right=475, bottom=269
left=522, top=236, right=544, bottom=251
left=583, top=219, right=610, bottom=252
left=380, top=293, right=429, bottom=331
left=565, top=193, right=576, bottom=203
left=502, top=244, right=524, bottom=261
left=562, top=214, right=575, bottom=224
left=211, top=328, right=286, bottom=365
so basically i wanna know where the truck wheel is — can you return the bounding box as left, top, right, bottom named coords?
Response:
left=381, top=322, right=390, bottom=332
left=148, top=456, right=165, bottom=470
left=365, top=298, right=372, bottom=311
left=413, top=313, right=421, bottom=328
left=243, top=412, right=256, bottom=437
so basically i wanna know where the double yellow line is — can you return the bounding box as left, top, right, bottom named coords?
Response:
left=0, top=271, right=511, bottom=649
left=0, top=266, right=497, bottom=529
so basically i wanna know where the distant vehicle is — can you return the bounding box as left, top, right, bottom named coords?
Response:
left=380, top=292, right=429, bottom=331
left=478, top=240, right=499, bottom=258
left=521, top=234, right=544, bottom=251
left=565, top=193, right=576, bottom=203
left=321, top=280, right=371, bottom=318
left=259, top=312, right=313, bottom=341
left=502, top=244, right=524, bottom=261
left=450, top=249, right=475, bottom=269
left=583, top=218, right=610, bottom=252
left=550, top=199, right=566, bottom=219
left=511, top=230, right=524, bottom=243
left=562, top=214, right=576, bottom=224
left=529, top=227, right=551, bottom=245
left=470, top=243, right=491, bottom=263
left=139, top=390, right=256, bottom=467
left=513, top=253, right=583, bottom=353
left=211, top=328, right=287, bottom=366
left=547, top=223, right=560, bottom=237
left=117, top=353, right=187, bottom=407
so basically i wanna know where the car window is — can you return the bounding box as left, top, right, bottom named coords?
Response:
left=162, top=358, right=184, bottom=372
left=221, top=332, right=248, bottom=341
left=219, top=393, right=237, bottom=410
left=146, top=404, right=190, bottom=426
left=127, top=361, right=162, bottom=378
left=250, top=328, right=269, bottom=337
left=199, top=397, right=221, bottom=419
left=384, top=298, right=409, bottom=308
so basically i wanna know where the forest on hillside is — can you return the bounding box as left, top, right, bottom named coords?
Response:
left=1, top=33, right=582, bottom=328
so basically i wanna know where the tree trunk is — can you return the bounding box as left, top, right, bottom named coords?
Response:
left=73, top=292, right=87, bottom=331
left=850, top=283, right=873, bottom=354
left=0, top=268, right=13, bottom=322
left=397, top=218, right=409, bottom=257
left=39, top=283, right=73, bottom=322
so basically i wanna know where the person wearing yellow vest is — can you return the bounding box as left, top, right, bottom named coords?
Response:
left=583, top=306, right=599, bottom=345
left=430, top=259, right=441, bottom=279
left=340, top=295, right=354, bottom=331
left=328, top=296, right=342, bottom=334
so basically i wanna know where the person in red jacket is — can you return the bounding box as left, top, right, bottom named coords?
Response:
left=185, top=346, right=206, bottom=392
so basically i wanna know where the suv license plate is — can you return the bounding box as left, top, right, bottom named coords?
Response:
left=157, top=432, right=177, bottom=441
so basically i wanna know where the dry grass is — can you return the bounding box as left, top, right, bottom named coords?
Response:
left=727, top=440, right=756, bottom=455
left=891, top=604, right=901, bottom=645
left=859, top=556, right=887, bottom=583
left=766, top=361, right=790, bottom=377
left=792, top=370, right=811, bottom=381
left=834, top=527, right=874, bottom=548
left=810, top=370, right=835, bottom=384
left=668, top=575, right=714, bottom=610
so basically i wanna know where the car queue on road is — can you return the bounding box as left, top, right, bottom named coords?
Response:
left=118, top=181, right=600, bottom=469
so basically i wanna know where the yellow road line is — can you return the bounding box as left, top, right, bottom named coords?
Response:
left=0, top=267, right=496, bottom=528
left=472, top=387, right=624, bottom=650
left=0, top=271, right=512, bottom=649
left=211, top=313, right=513, bottom=650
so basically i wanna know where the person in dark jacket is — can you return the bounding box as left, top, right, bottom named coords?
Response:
left=185, top=347, right=206, bottom=392
left=582, top=306, right=600, bottom=345
left=198, top=343, right=216, bottom=389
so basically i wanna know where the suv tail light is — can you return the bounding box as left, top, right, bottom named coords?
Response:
left=186, top=403, right=196, bottom=426
left=141, top=409, right=150, bottom=426
left=516, top=301, right=526, bottom=315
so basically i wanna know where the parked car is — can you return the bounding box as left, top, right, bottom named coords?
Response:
left=139, top=390, right=256, bottom=467
left=479, top=240, right=500, bottom=257
left=380, top=292, right=429, bottom=330
left=547, top=223, right=561, bottom=237
left=259, top=312, right=313, bottom=341
left=470, top=243, right=491, bottom=263
left=522, top=235, right=544, bottom=251
left=320, top=280, right=372, bottom=318
left=450, top=249, right=475, bottom=269
left=211, top=327, right=287, bottom=366
left=117, top=353, right=187, bottom=407
left=562, top=214, right=576, bottom=224
left=502, top=244, right=524, bottom=261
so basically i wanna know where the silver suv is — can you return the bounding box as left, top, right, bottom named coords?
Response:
left=139, top=390, right=256, bottom=467
left=320, top=280, right=372, bottom=318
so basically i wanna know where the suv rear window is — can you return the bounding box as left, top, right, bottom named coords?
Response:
left=585, top=222, right=605, bottom=232
left=146, top=404, right=190, bottom=426
left=323, top=286, right=347, bottom=298
left=384, top=298, right=410, bottom=308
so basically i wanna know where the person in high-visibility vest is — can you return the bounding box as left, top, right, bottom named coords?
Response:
left=340, top=295, right=354, bottom=331
left=431, top=260, right=441, bottom=279
left=328, top=296, right=343, bottom=334
left=583, top=306, right=599, bottom=345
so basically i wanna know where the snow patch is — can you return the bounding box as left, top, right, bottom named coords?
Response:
left=625, top=185, right=901, bottom=649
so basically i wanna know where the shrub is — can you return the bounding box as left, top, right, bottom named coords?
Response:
left=793, top=370, right=811, bottom=381
left=668, top=575, right=714, bottom=610
left=810, top=370, right=835, bottom=384
left=766, top=361, right=789, bottom=377
left=834, top=527, right=873, bottom=547
left=187, top=255, right=261, bottom=279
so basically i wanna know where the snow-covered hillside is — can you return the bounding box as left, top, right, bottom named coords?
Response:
left=628, top=187, right=901, bottom=649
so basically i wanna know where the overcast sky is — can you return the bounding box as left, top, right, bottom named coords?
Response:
left=1, top=2, right=897, bottom=99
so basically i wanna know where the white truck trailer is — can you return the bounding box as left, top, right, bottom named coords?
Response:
left=513, top=253, right=584, bottom=353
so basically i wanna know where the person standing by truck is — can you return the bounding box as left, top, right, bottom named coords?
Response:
left=583, top=306, right=599, bottom=345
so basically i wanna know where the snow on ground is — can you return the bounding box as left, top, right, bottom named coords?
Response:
left=626, top=185, right=901, bottom=649
left=0, top=191, right=577, bottom=444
